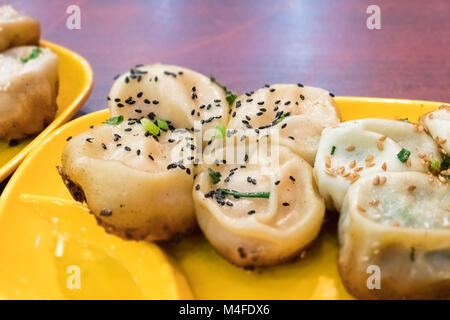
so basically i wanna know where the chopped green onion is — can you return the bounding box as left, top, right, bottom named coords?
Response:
left=140, top=118, right=160, bottom=136
left=330, top=146, right=336, bottom=155
left=214, top=125, right=226, bottom=139
left=400, top=118, right=410, bottom=123
left=226, top=92, right=237, bottom=106
left=276, top=112, right=291, bottom=124
left=217, top=188, right=270, bottom=199
left=208, top=168, right=221, bottom=184
left=429, top=158, right=441, bottom=175
left=210, top=76, right=237, bottom=106
left=157, top=118, right=169, bottom=131
left=104, top=115, right=124, bottom=125
left=21, top=47, right=41, bottom=63
left=397, top=148, right=411, bottom=163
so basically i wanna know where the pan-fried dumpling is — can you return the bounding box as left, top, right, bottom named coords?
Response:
left=226, top=84, right=340, bottom=164
left=108, top=64, right=229, bottom=134
left=59, top=120, right=197, bottom=241
left=193, top=137, right=325, bottom=267
left=420, top=105, right=450, bottom=154
left=0, top=45, right=58, bottom=140
left=338, top=171, right=450, bottom=299
left=0, top=5, right=40, bottom=52
left=314, top=119, right=441, bottom=211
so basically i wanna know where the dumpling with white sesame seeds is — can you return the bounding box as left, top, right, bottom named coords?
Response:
left=108, top=64, right=229, bottom=134
left=0, top=45, right=58, bottom=140
left=193, top=136, right=325, bottom=267
left=420, top=105, right=450, bottom=154
left=58, top=119, right=197, bottom=241
left=226, top=84, right=341, bottom=165
left=0, top=5, right=40, bottom=52
left=314, top=118, right=441, bottom=211
left=338, top=171, right=450, bottom=299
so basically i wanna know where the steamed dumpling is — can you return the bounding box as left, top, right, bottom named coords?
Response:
left=338, top=172, right=450, bottom=299
left=193, top=137, right=325, bottom=267
left=420, top=105, right=450, bottom=154
left=0, top=45, right=58, bottom=139
left=59, top=121, right=197, bottom=241
left=314, top=119, right=441, bottom=211
left=0, top=5, right=40, bottom=52
left=108, top=64, right=229, bottom=134
left=226, top=84, right=340, bottom=164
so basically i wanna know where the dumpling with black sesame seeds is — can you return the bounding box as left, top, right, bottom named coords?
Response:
left=193, top=135, right=325, bottom=267
left=0, top=45, right=58, bottom=140
left=226, top=84, right=341, bottom=165
left=0, top=5, right=40, bottom=52
left=314, top=119, right=441, bottom=211
left=108, top=63, right=229, bottom=134
left=58, top=120, right=197, bottom=241
left=419, top=105, right=450, bottom=154
left=338, top=171, right=450, bottom=299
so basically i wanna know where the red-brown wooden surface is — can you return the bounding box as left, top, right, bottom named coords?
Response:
left=1, top=0, right=449, bottom=191
left=11, top=0, right=450, bottom=115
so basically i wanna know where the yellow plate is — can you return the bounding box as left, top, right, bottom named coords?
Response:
left=0, top=97, right=445, bottom=299
left=0, top=40, right=93, bottom=183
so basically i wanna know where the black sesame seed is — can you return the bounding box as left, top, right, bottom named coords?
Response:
left=289, top=176, right=295, bottom=182
left=101, top=143, right=107, bottom=150
left=297, top=83, right=304, bottom=87
left=329, top=92, right=335, bottom=97
left=153, top=100, right=159, bottom=105
left=248, top=210, right=256, bottom=215
left=195, top=184, right=200, bottom=190
left=137, top=92, right=143, bottom=98
left=300, top=94, right=305, bottom=100
left=100, top=209, right=112, bottom=216
left=275, top=180, right=280, bottom=185
left=124, top=146, right=131, bottom=151
left=66, top=136, right=72, bottom=141
left=282, top=202, right=290, bottom=206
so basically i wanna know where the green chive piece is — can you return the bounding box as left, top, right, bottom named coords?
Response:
left=276, top=112, right=291, bottom=124
left=400, top=118, right=410, bottom=123
left=226, top=92, right=237, bottom=105
left=208, top=168, right=221, bottom=184
left=331, top=146, right=336, bottom=155
left=140, top=118, right=160, bottom=136
left=21, top=47, right=41, bottom=63
left=157, top=118, right=169, bottom=131
left=218, top=188, right=270, bottom=199
left=397, top=148, right=411, bottom=163
left=429, top=158, right=441, bottom=175
left=104, top=115, right=124, bottom=125
left=210, top=76, right=237, bottom=106
left=214, top=125, right=226, bottom=139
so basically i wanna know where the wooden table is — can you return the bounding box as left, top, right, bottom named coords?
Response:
left=1, top=0, right=449, bottom=192
left=13, top=0, right=450, bottom=114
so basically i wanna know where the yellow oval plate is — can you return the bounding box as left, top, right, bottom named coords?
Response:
left=0, top=97, right=445, bottom=299
left=0, top=40, right=93, bottom=183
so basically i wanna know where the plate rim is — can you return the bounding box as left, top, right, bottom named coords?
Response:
left=0, top=97, right=446, bottom=299
left=0, top=39, right=94, bottom=183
